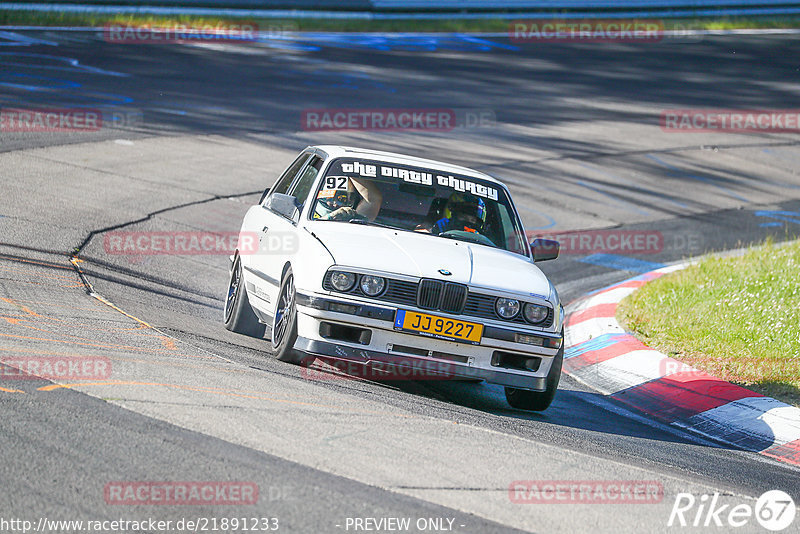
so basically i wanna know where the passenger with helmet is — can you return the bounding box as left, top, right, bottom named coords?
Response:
left=430, top=192, right=487, bottom=235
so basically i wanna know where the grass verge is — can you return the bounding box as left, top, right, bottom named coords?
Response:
left=617, top=239, right=800, bottom=407
left=3, top=12, right=800, bottom=33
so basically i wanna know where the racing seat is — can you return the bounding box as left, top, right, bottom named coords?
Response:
left=423, top=197, right=448, bottom=226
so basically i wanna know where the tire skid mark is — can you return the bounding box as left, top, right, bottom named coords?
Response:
left=1, top=267, right=182, bottom=351
left=0, top=345, right=250, bottom=375
left=63, top=190, right=264, bottom=366
left=0, top=299, right=113, bottom=313
left=0, top=331, right=213, bottom=360
left=0, top=264, right=79, bottom=281
left=37, top=380, right=421, bottom=417
left=0, top=253, right=74, bottom=270
left=0, top=277, right=84, bottom=288
left=0, top=294, right=170, bottom=335
left=0, top=317, right=176, bottom=349
left=0, top=296, right=42, bottom=317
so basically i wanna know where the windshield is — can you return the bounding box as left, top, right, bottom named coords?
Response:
left=311, top=157, right=528, bottom=256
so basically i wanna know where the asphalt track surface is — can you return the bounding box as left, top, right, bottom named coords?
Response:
left=1, top=30, right=800, bottom=533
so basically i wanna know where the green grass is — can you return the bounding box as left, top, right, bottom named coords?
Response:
left=4, top=12, right=800, bottom=33
left=617, top=239, right=800, bottom=407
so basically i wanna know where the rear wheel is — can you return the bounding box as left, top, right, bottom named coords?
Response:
left=504, top=341, right=563, bottom=412
left=224, top=256, right=266, bottom=338
left=272, top=267, right=304, bottom=364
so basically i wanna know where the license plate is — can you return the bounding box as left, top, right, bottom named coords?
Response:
left=394, top=310, right=483, bottom=344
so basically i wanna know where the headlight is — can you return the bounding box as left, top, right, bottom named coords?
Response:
left=523, top=303, right=549, bottom=324
left=329, top=271, right=356, bottom=292
left=495, top=298, right=520, bottom=319
left=360, top=275, right=386, bottom=296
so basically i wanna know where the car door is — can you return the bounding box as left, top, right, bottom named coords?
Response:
left=240, top=152, right=312, bottom=317
left=258, top=154, right=324, bottom=310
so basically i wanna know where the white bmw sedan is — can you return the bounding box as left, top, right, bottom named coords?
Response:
left=225, top=145, right=563, bottom=411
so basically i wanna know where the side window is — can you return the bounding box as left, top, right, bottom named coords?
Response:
left=497, top=204, right=525, bottom=254
left=289, top=157, right=323, bottom=209
left=265, top=153, right=310, bottom=203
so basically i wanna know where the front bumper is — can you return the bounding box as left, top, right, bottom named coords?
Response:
left=294, top=291, right=562, bottom=391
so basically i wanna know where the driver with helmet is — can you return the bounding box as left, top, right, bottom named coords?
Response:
left=316, top=177, right=382, bottom=222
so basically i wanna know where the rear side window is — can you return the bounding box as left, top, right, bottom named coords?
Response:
left=268, top=153, right=311, bottom=200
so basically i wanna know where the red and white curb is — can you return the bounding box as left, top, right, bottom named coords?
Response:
left=564, top=263, right=800, bottom=467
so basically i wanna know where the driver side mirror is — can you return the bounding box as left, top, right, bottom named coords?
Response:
left=530, top=238, right=559, bottom=262
left=265, top=193, right=300, bottom=222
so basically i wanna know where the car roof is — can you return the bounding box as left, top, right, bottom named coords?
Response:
left=310, top=145, right=504, bottom=187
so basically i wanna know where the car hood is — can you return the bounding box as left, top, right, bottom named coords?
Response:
left=307, top=222, right=551, bottom=299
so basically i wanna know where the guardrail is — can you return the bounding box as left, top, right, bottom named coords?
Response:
left=373, top=0, right=800, bottom=8
left=32, top=0, right=373, bottom=6
left=4, top=0, right=800, bottom=18
left=12, top=0, right=800, bottom=9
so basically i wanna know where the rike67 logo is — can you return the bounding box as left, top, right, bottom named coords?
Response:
left=668, top=490, right=796, bottom=531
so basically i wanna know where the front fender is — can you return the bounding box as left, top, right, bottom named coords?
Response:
left=290, top=226, right=335, bottom=293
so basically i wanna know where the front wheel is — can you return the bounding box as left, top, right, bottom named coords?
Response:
left=224, top=256, right=266, bottom=338
left=504, top=342, right=563, bottom=412
left=271, top=267, right=303, bottom=364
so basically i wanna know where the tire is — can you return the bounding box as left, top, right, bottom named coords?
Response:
left=504, top=340, right=564, bottom=412
left=271, top=267, right=304, bottom=364
left=224, top=256, right=266, bottom=338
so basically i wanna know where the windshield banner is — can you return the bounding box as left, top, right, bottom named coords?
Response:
left=329, top=159, right=499, bottom=201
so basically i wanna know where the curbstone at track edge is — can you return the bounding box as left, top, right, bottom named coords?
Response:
left=563, top=261, right=800, bottom=468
